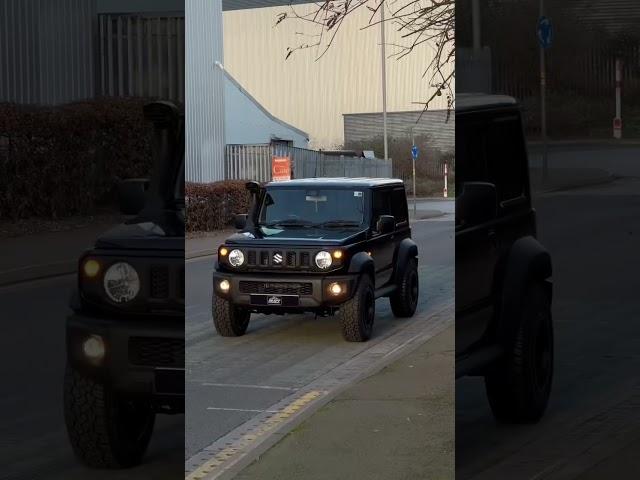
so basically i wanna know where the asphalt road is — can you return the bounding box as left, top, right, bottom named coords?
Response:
left=185, top=209, right=454, bottom=464
left=456, top=170, right=640, bottom=478
left=0, top=275, right=184, bottom=480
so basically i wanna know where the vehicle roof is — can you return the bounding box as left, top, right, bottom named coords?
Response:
left=264, top=177, right=404, bottom=188
left=456, top=93, right=518, bottom=112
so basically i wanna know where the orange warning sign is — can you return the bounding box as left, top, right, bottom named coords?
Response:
left=272, top=156, right=291, bottom=181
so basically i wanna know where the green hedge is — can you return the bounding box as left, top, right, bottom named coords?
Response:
left=0, top=97, right=154, bottom=221
left=186, top=181, right=251, bottom=232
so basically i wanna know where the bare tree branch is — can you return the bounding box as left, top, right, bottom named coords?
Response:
left=276, top=0, right=455, bottom=116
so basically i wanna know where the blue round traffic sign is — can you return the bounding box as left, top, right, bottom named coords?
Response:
left=537, top=16, right=553, bottom=49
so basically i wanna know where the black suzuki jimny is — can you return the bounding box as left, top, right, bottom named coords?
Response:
left=212, top=178, right=419, bottom=342
left=456, top=94, right=553, bottom=423
left=64, top=101, right=184, bottom=468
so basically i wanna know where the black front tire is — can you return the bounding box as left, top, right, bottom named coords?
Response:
left=390, top=258, right=419, bottom=317
left=63, top=365, right=155, bottom=468
left=213, top=295, right=250, bottom=337
left=485, top=281, right=553, bottom=423
left=339, top=275, right=375, bottom=342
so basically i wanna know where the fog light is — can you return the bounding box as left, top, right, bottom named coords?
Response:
left=329, top=282, right=343, bottom=295
left=333, top=250, right=343, bottom=259
left=82, top=259, right=100, bottom=278
left=219, top=247, right=228, bottom=256
left=82, top=335, right=105, bottom=362
left=219, top=279, right=231, bottom=292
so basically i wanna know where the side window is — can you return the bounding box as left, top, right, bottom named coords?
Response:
left=486, top=115, right=526, bottom=202
left=372, top=188, right=392, bottom=226
left=391, top=188, right=408, bottom=224
left=456, top=115, right=488, bottom=196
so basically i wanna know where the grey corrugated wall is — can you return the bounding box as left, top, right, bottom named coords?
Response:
left=185, top=0, right=225, bottom=182
left=0, top=0, right=96, bottom=105
left=343, top=110, right=455, bottom=153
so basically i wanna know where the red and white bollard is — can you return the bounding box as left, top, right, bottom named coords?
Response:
left=443, top=163, right=448, bottom=198
left=614, top=58, right=623, bottom=139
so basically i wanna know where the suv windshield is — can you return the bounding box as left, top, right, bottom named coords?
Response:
left=259, top=188, right=365, bottom=228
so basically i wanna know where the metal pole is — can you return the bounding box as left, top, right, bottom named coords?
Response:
left=411, top=129, right=416, bottom=218
left=540, top=0, right=548, bottom=182
left=614, top=58, right=622, bottom=139
left=472, top=0, right=481, bottom=52
left=381, top=3, right=389, bottom=162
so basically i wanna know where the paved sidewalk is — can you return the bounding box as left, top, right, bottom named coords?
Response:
left=234, top=325, right=455, bottom=480
left=0, top=220, right=119, bottom=286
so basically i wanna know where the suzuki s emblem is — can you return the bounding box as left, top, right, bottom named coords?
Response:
left=273, top=253, right=283, bottom=264
left=267, top=296, right=282, bottom=305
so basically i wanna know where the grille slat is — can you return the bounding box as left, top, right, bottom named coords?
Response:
left=129, top=337, right=184, bottom=367
left=241, top=249, right=315, bottom=270
left=150, top=266, right=170, bottom=299
left=239, top=281, right=312, bottom=296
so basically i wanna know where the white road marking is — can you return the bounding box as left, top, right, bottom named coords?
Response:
left=201, top=383, right=297, bottom=391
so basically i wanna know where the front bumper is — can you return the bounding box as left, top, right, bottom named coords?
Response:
left=66, top=312, right=184, bottom=406
left=212, top=271, right=360, bottom=310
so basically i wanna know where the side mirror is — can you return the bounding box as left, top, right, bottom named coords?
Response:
left=118, top=178, right=149, bottom=215
left=235, top=214, right=248, bottom=230
left=457, top=182, right=497, bottom=226
left=376, top=215, right=395, bottom=234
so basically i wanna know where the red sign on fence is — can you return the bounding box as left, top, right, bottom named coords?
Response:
left=272, top=156, right=291, bottom=181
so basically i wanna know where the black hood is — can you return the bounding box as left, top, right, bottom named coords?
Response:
left=95, top=209, right=184, bottom=251
left=225, top=226, right=368, bottom=247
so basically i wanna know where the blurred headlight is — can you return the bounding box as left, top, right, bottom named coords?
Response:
left=103, top=262, right=140, bottom=303
left=315, top=251, right=332, bottom=269
left=228, top=249, right=245, bottom=267
left=82, top=259, right=101, bottom=278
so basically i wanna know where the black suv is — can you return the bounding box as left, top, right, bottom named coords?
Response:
left=64, top=102, right=184, bottom=467
left=456, top=94, right=553, bottom=423
left=212, top=178, right=419, bottom=342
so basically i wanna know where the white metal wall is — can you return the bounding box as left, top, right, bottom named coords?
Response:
left=97, top=13, right=185, bottom=103
left=185, top=0, right=225, bottom=182
left=0, top=0, right=96, bottom=105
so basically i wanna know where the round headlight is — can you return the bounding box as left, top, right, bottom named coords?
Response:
left=228, top=249, right=245, bottom=267
left=315, top=251, right=332, bottom=269
left=103, top=262, right=140, bottom=303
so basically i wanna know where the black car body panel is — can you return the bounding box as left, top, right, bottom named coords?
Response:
left=455, top=94, right=553, bottom=378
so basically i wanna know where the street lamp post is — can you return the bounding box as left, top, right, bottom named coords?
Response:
left=539, top=0, right=548, bottom=182
left=380, top=3, right=389, bottom=162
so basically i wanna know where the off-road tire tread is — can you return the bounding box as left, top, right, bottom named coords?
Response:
left=339, top=276, right=374, bottom=342
left=390, top=258, right=419, bottom=317
left=485, top=282, right=553, bottom=423
left=63, top=366, right=154, bottom=468
left=213, top=295, right=250, bottom=337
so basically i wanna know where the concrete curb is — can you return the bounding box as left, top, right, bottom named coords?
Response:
left=0, top=260, right=76, bottom=287
left=531, top=171, right=615, bottom=194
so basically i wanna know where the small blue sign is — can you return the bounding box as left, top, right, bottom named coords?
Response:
left=411, top=145, right=419, bottom=159
left=537, top=16, right=553, bottom=49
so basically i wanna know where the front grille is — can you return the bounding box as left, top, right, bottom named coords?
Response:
left=239, top=281, right=313, bottom=295
left=237, top=248, right=319, bottom=271
left=129, top=337, right=184, bottom=367
left=150, top=266, right=170, bottom=298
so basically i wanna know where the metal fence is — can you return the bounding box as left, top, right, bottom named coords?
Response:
left=225, top=144, right=393, bottom=182
left=98, top=13, right=185, bottom=104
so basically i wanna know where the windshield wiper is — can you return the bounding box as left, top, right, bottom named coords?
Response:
left=313, top=220, right=362, bottom=228
left=260, top=219, right=314, bottom=228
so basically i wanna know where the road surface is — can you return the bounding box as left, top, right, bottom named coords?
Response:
left=456, top=154, right=640, bottom=479
left=0, top=275, right=184, bottom=480
left=185, top=208, right=454, bottom=474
